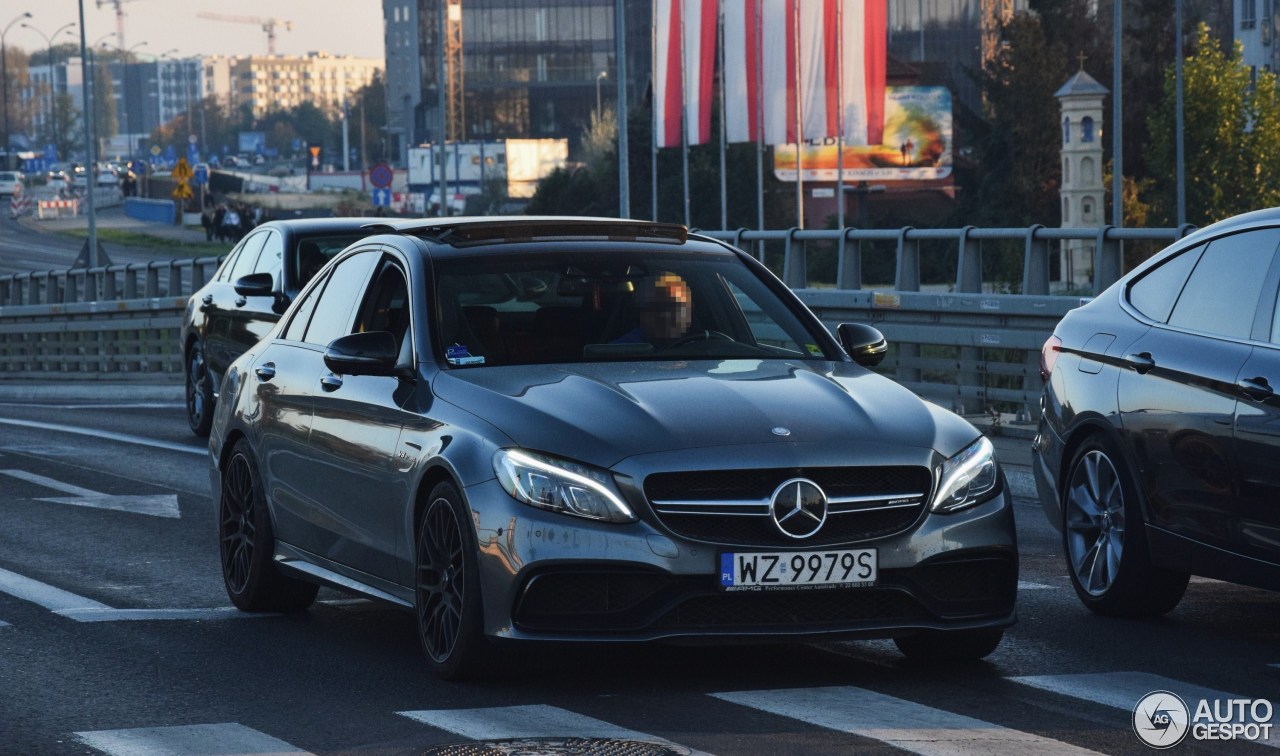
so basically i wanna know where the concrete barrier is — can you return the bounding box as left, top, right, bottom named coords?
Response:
left=124, top=197, right=177, bottom=224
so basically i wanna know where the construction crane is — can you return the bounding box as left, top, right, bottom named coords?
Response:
left=96, top=0, right=146, bottom=50
left=195, top=13, right=293, bottom=55
left=444, top=0, right=463, bottom=140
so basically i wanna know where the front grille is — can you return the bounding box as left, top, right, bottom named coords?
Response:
left=653, top=588, right=928, bottom=630
left=643, top=466, right=932, bottom=546
left=909, top=554, right=1018, bottom=615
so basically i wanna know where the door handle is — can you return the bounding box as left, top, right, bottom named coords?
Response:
left=254, top=363, right=276, bottom=381
left=1237, top=376, right=1274, bottom=401
left=235, top=297, right=247, bottom=308
left=320, top=373, right=343, bottom=392
left=1124, top=352, right=1156, bottom=374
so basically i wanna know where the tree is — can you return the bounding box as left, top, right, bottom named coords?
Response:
left=1147, top=23, right=1280, bottom=225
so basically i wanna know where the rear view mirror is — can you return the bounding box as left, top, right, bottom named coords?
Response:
left=324, top=331, right=398, bottom=376
left=233, top=272, right=274, bottom=298
left=837, top=323, right=888, bottom=367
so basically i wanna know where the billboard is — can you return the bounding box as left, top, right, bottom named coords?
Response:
left=238, top=131, right=266, bottom=154
left=774, top=87, right=952, bottom=182
left=407, top=139, right=569, bottom=198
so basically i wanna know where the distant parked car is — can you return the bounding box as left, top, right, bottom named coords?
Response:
left=0, top=171, right=23, bottom=196
left=1035, top=207, right=1280, bottom=617
left=180, top=218, right=381, bottom=436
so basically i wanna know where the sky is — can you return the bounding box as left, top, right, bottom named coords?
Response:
left=6, top=0, right=385, bottom=61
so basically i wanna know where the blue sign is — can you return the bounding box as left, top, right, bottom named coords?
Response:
left=372, top=188, right=392, bottom=207
left=130, top=160, right=147, bottom=176
left=369, top=163, right=394, bottom=189
left=193, top=165, right=209, bottom=186
left=187, top=143, right=199, bottom=164
left=24, top=157, right=46, bottom=173
left=43, top=143, right=58, bottom=162
left=165, top=145, right=176, bottom=160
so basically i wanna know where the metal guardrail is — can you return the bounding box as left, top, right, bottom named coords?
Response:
left=0, top=227, right=1196, bottom=405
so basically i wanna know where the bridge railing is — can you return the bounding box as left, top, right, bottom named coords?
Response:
left=0, top=226, right=1196, bottom=413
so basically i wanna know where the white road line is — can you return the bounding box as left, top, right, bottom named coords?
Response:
left=75, top=723, right=311, bottom=756
left=1012, top=672, right=1279, bottom=749
left=399, top=705, right=702, bottom=753
left=1018, top=581, right=1054, bottom=590
left=0, top=566, right=111, bottom=613
left=712, top=686, right=1101, bottom=755
left=0, top=619, right=10, bottom=628
left=0, top=567, right=269, bottom=622
left=0, top=418, right=206, bottom=456
left=0, top=469, right=181, bottom=518
left=0, top=402, right=183, bottom=409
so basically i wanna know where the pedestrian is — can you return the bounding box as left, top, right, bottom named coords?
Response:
left=213, top=204, right=227, bottom=242
left=222, top=205, right=240, bottom=242
left=200, top=207, right=214, bottom=241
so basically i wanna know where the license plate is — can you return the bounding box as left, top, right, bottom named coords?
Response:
left=719, top=548, right=877, bottom=591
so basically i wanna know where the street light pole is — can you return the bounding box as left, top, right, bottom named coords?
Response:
left=2, top=12, right=34, bottom=170
left=78, top=0, right=99, bottom=270
left=21, top=22, right=76, bottom=159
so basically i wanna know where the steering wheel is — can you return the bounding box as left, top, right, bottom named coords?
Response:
left=663, top=329, right=736, bottom=350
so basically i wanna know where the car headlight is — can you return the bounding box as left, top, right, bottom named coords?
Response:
left=493, top=449, right=636, bottom=523
left=930, top=436, right=999, bottom=513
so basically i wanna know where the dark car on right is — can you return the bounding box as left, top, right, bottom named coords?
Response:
left=181, top=218, right=378, bottom=436
left=1034, top=208, right=1280, bottom=617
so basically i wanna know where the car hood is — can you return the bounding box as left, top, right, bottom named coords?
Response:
left=433, top=360, right=977, bottom=469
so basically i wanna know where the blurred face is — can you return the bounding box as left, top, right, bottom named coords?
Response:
left=637, top=274, right=692, bottom=340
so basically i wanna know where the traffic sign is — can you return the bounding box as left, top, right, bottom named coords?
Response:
left=372, top=188, right=391, bottom=207
left=171, top=183, right=193, bottom=200
left=150, top=146, right=162, bottom=157
left=369, top=162, right=393, bottom=189
left=172, top=157, right=194, bottom=181
left=193, top=164, right=209, bottom=186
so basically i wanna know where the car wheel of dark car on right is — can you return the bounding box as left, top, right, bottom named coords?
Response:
left=1035, top=207, right=1280, bottom=617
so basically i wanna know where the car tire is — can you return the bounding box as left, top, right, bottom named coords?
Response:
left=186, top=341, right=214, bottom=438
left=894, top=628, right=1004, bottom=661
left=415, top=481, right=489, bottom=680
left=219, top=438, right=318, bottom=612
left=1061, top=435, right=1189, bottom=617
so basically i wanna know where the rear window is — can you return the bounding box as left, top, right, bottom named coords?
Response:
left=292, top=234, right=370, bottom=287
left=0, top=172, right=20, bottom=182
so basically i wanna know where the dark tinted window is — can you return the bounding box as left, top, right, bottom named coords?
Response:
left=226, top=232, right=268, bottom=283
left=283, top=275, right=323, bottom=342
left=1128, top=245, right=1203, bottom=323
left=355, top=261, right=412, bottom=354
left=303, top=251, right=379, bottom=346
left=252, top=231, right=284, bottom=289
left=1167, top=229, right=1280, bottom=339
left=292, top=234, right=369, bottom=289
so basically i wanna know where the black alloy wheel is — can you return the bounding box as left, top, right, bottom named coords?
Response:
left=416, top=481, right=488, bottom=680
left=1061, top=435, right=1188, bottom=617
left=218, top=439, right=318, bottom=612
left=186, top=341, right=214, bottom=437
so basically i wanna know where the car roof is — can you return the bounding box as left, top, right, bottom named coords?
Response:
left=254, top=217, right=386, bottom=236
left=359, top=216, right=690, bottom=248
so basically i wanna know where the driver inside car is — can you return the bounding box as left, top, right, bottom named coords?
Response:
left=612, top=272, right=693, bottom=346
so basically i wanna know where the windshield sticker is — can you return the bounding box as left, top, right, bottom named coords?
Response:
left=446, top=344, right=485, bottom=366
left=805, top=344, right=824, bottom=356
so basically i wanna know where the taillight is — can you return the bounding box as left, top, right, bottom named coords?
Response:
left=1040, top=336, right=1062, bottom=380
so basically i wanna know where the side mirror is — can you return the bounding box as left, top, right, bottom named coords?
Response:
left=324, top=331, right=399, bottom=376
left=233, top=272, right=274, bottom=298
left=837, top=323, right=888, bottom=367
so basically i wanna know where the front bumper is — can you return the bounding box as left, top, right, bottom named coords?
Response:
left=463, top=476, right=1018, bottom=643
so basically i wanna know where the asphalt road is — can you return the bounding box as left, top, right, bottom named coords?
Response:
left=0, top=395, right=1277, bottom=755
left=0, top=212, right=161, bottom=275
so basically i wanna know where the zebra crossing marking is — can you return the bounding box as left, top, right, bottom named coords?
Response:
left=399, top=704, right=702, bottom=754
left=713, top=685, right=1102, bottom=755
left=75, top=722, right=311, bottom=755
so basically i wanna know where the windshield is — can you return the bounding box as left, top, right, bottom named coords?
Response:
left=433, top=250, right=835, bottom=367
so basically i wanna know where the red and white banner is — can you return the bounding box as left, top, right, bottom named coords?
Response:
left=654, top=0, right=719, bottom=148
left=724, top=0, right=886, bottom=146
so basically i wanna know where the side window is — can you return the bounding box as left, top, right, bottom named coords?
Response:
left=283, top=274, right=323, bottom=342
left=303, top=250, right=380, bottom=346
left=354, top=261, right=412, bottom=354
left=1128, top=245, right=1204, bottom=323
left=1167, top=229, right=1280, bottom=339
left=226, top=232, right=268, bottom=284
left=251, top=231, right=284, bottom=289
left=215, top=239, right=248, bottom=282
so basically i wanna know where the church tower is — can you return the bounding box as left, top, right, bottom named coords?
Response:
left=1055, top=67, right=1108, bottom=290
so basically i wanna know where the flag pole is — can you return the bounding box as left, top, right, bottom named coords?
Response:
left=652, top=0, right=659, bottom=221
left=793, top=0, right=805, bottom=229
left=680, top=0, right=691, bottom=227
left=718, top=0, right=727, bottom=231
left=836, top=0, right=845, bottom=230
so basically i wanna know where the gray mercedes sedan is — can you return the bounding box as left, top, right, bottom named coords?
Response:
left=209, top=217, right=1017, bottom=679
